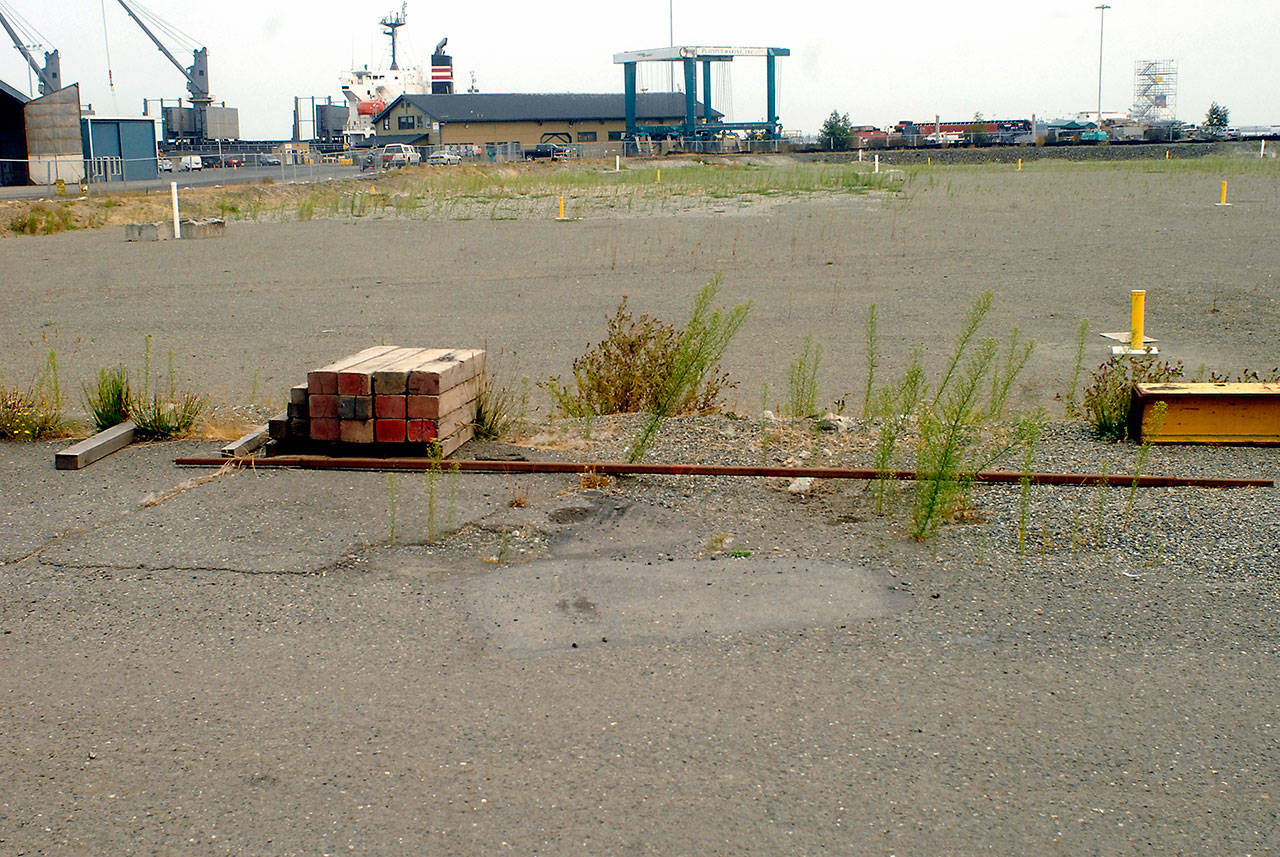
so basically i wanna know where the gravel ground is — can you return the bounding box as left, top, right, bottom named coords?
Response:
left=2, top=159, right=1278, bottom=855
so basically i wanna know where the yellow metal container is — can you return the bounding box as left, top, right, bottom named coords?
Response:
left=1130, top=383, right=1280, bottom=444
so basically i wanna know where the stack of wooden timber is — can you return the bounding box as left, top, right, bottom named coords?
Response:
left=271, top=347, right=484, bottom=457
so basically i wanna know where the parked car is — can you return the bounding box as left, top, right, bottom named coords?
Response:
left=223, top=156, right=243, bottom=168
left=157, top=157, right=173, bottom=172
left=523, top=143, right=569, bottom=160
left=427, top=150, right=462, bottom=165
left=259, top=154, right=281, bottom=167
left=379, top=143, right=421, bottom=168
left=178, top=155, right=203, bottom=171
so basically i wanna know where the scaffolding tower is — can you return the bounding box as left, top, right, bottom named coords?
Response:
left=1132, top=60, right=1177, bottom=122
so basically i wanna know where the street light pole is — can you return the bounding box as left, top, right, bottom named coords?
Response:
left=1096, top=4, right=1110, bottom=128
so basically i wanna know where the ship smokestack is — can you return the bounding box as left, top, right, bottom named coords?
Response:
left=431, top=37, right=453, bottom=94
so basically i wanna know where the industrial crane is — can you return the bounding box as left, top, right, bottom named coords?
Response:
left=112, top=0, right=219, bottom=140
left=0, top=2, right=60, bottom=95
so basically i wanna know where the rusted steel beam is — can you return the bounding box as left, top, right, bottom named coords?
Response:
left=172, top=456, right=1272, bottom=488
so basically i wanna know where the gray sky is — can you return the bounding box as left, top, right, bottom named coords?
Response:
left=2, top=1, right=1278, bottom=139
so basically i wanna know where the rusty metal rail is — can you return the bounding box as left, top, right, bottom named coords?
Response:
left=173, top=456, right=1273, bottom=488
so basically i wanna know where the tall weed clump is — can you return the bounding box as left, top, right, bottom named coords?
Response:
left=474, top=354, right=529, bottom=441
left=628, top=275, right=752, bottom=462
left=83, top=366, right=131, bottom=432
left=81, top=338, right=208, bottom=439
left=1081, top=354, right=1184, bottom=440
left=783, top=334, right=822, bottom=418
left=545, top=278, right=746, bottom=423
left=911, top=336, right=999, bottom=540
left=0, top=350, right=68, bottom=439
left=860, top=291, right=1039, bottom=540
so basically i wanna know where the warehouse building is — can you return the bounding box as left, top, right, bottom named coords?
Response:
left=0, top=79, right=30, bottom=186
left=366, top=92, right=721, bottom=153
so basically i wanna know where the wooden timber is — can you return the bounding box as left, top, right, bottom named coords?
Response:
left=55, top=421, right=136, bottom=470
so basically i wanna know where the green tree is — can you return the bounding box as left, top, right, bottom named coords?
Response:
left=967, top=112, right=988, bottom=146
left=1205, top=102, right=1229, bottom=131
left=819, top=110, right=853, bottom=150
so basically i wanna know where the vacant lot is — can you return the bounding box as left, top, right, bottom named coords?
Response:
left=2, top=156, right=1277, bottom=855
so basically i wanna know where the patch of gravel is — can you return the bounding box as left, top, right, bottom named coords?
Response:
left=486, top=412, right=1280, bottom=580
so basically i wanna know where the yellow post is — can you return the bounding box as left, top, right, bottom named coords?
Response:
left=1130, top=290, right=1146, bottom=352
left=1017, top=158, right=1022, bottom=171
left=656, top=169, right=661, bottom=183
left=927, top=157, right=931, bottom=166
left=559, top=196, right=565, bottom=219
left=1165, top=150, right=1170, bottom=160
left=1219, top=181, right=1228, bottom=205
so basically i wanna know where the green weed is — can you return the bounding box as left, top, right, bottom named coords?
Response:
left=783, top=334, right=822, bottom=418
left=1082, top=354, right=1184, bottom=440
left=1063, top=319, right=1089, bottom=417
left=628, top=274, right=752, bottom=462
left=83, top=365, right=131, bottom=431
left=862, top=303, right=879, bottom=418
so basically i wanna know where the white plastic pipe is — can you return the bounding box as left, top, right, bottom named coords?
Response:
left=170, top=181, right=180, bottom=239
left=874, top=153, right=880, bottom=173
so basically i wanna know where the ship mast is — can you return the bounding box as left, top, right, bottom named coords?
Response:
left=381, top=3, right=407, bottom=71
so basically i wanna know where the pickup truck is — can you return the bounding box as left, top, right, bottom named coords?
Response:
left=523, top=143, right=569, bottom=161
left=363, top=143, right=422, bottom=170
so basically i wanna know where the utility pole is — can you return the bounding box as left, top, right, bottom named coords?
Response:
left=1096, top=4, right=1110, bottom=128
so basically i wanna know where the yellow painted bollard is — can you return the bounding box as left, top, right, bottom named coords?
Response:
left=1217, top=180, right=1230, bottom=206
left=927, top=157, right=931, bottom=166
left=1166, top=150, right=1170, bottom=160
left=559, top=196, right=565, bottom=219
left=1017, top=158, right=1022, bottom=171
left=1130, top=290, right=1146, bottom=352
left=656, top=169, right=661, bottom=184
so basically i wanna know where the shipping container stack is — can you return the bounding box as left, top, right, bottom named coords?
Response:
left=269, top=346, right=484, bottom=457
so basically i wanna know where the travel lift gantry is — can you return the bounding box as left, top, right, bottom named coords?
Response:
left=612, top=45, right=790, bottom=141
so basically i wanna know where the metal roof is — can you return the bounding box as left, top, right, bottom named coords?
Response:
left=0, top=78, right=31, bottom=104
left=374, top=92, right=722, bottom=125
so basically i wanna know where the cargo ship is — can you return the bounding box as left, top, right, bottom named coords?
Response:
left=338, top=4, right=452, bottom=139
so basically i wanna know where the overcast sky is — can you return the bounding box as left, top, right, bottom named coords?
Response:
left=2, top=0, right=1278, bottom=139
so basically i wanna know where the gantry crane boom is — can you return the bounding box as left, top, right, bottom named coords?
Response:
left=0, top=7, right=60, bottom=94
left=113, top=0, right=209, bottom=102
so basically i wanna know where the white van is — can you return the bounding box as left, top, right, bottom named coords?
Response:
left=179, top=155, right=203, bottom=171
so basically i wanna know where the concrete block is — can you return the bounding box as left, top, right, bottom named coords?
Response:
left=178, top=218, right=226, bottom=240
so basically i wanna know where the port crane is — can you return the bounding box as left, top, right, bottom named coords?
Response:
left=113, top=0, right=222, bottom=140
